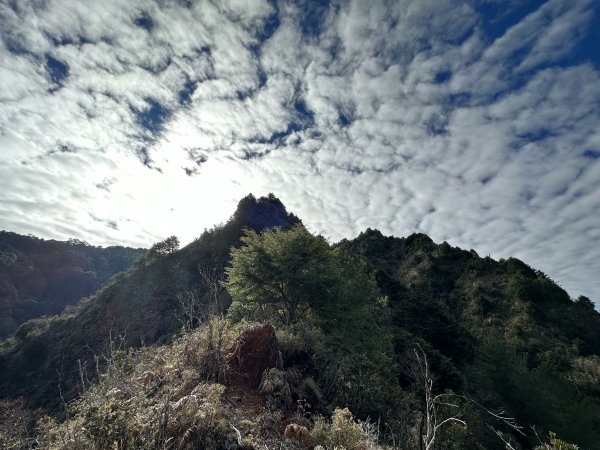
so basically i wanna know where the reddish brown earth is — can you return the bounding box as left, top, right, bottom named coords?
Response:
left=223, top=323, right=284, bottom=415
left=226, top=323, right=283, bottom=389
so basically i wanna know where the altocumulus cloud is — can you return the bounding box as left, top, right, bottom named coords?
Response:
left=0, top=0, right=599, bottom=302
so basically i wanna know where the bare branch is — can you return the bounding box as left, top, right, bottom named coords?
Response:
left=175, top=266, right=225, bottom=331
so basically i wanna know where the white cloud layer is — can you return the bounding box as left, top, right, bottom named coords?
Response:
left=0, top=0, right=599, bottom=302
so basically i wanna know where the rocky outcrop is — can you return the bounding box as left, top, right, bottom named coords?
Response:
left=226, top=323, right=283, bottom=388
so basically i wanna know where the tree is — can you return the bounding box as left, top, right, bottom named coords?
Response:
left=316, top=250, right=389, bottom=352
left=224, top=226, right=399, bottom=421
left=224, top=224, right=336, bottom=325
left=148, top=236, right=179, bottom=257
left=574, top=295, right=595, bottom=310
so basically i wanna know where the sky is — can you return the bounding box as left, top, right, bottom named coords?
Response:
left=0, top=0, right=599, bottom=302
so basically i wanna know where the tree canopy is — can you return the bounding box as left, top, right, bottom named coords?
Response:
left=224, top=224, right=336, bottom=324
left=148, top=235, right=180, bottom=257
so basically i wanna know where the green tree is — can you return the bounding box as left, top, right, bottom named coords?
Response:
left=224, top=226, right=400, bottom=421
left=224, top=225, right=335, bottom=324
left=316, top=250, right=389, bottom=352
left=148, top=236, right=180, bottom=257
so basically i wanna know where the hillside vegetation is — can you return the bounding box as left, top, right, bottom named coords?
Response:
left=0, top=195, right=299, bottom=411
left=0, top=195, right=598, bottom=449
left=0, top=231, right=145, bottom=339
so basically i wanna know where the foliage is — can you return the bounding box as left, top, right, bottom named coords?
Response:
left=476, top=332, right=600, bottom=449
left=2, top=195, right=600, bottom=450
left=225, top=227, right=401, bottom=423
left=0, top=230, right=144, bottom=338
left=341, top=229, right=600, bottom=449
left=31, top=320, right=241, bottom=450
left=0, top=195, right=298, bottom=412
left=311, top=407, right=379, bottom=450
left=82, top=397, right=143, bottom=449
left=225, top=224, right=336, bottom=325
left=176, top=266, right=224, bottom=331
left=0, top=397, right=40, bottom=449
left=535, top=432, right=579, bottom=450
left=148, top=235, right=180, bottom=258
left=259, top=368, right=292, bottom=411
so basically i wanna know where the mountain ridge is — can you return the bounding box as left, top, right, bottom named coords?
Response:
left=0, top=231, right=146, bottom=339
left=1, top=194, right=599, bottom=448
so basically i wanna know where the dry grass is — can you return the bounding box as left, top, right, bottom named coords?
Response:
left=4, top=319, right=396, bottom=450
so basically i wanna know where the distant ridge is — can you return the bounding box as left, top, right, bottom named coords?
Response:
left=0, top=231, right=145, bottom=338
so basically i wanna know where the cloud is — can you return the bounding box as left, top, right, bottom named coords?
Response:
left=0, top=0, right=599, bottom=303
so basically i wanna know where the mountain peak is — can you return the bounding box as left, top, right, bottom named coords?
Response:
left=232, top=193, right=300, bottom=231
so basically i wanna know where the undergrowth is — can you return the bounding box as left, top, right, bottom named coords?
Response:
left=3, top=318, right=385, bottom=450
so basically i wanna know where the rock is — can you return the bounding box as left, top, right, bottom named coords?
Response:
left=226, top=323, right=283, bottom=388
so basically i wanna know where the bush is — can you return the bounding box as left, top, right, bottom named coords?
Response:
left=83, top=398, right=142, bottom=449
left=310, top=407, right=378, bottom=450
left=535, top=432, right=579, bottom=450
left=259, top=368, right=292, bottom=411
left=32, top=319, right=246, bottom=449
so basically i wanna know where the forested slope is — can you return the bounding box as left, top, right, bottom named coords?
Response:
left=342, top=229, right=600, bottom=448
left=0, top=231, right=145, bottom=338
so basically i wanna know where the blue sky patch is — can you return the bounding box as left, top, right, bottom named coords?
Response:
left=178, top=79, right=196, bottom=105
left=293, top=95, right=314, bottom=128
left=136, top=99, right=170, bottom=134
left=518, top=129, right=554, bottom=143
left=253, top=7, right=280, bottom=51
left=295, top=0, right=330, bottom=37
left=339, top=112, right=352, bottom=127
left=478, top=0, right=547, bottom=41
left=251, top=122, right=304, bottom=147
left=434, top=70, right=452, bottom=84
left=45, top=54, right=69, bottom=85
left=134, top=14, right=154, bottom=31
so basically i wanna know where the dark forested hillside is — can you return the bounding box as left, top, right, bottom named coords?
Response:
left=341, top=229, right=600, bottom=449
left=1, top=196, right=598, bottom=450
left=0, top=232, right=145, bottom=338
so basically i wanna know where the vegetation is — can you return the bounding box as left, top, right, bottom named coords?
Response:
left=0, top=195, right=597, bottom=449
left=148, top=235, right=180, bottom=258
left=225, top=225, right=336, bottom=325
left=0, top=231, right=145, bottom=338
left=0, top=194, right=299, bottom=412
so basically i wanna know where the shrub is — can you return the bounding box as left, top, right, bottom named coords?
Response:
left=82, top=398, right=142, bottom=449
left=283, top=423, right=311, bottom=448
left=535, top=432, right=579, bottom=450
left=310, top=407, right=378, bottom=450
left=259, top=368, right=292, bottom=411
